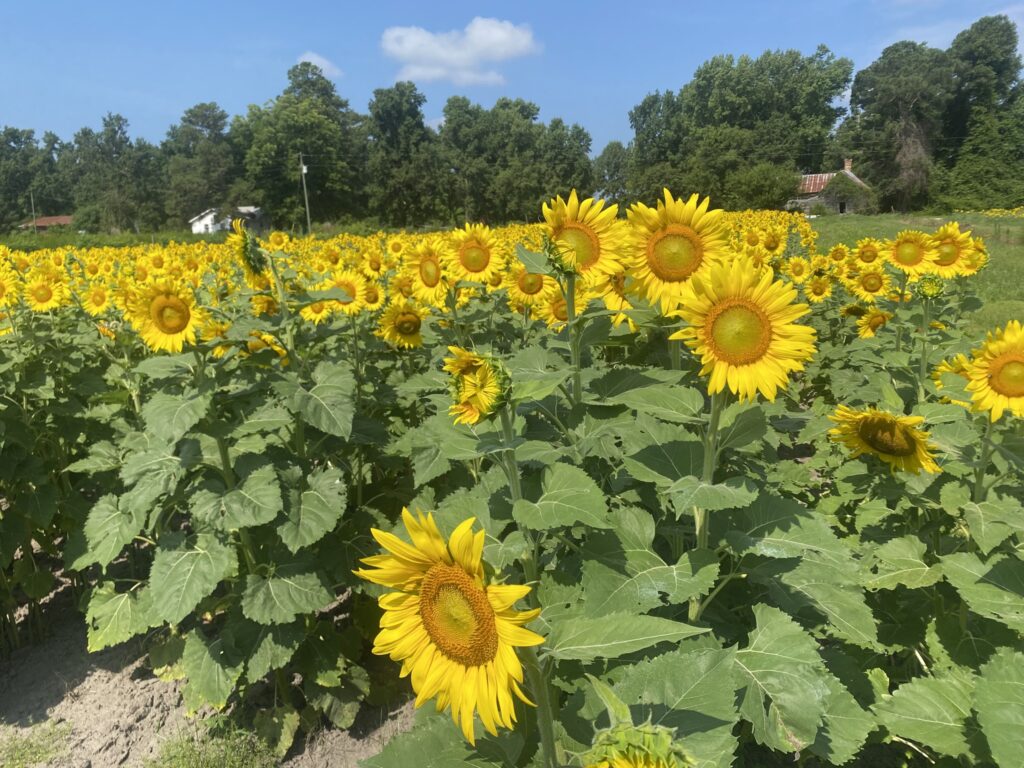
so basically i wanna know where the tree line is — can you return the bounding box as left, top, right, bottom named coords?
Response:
left=1, top=14, right=1021, bottom=232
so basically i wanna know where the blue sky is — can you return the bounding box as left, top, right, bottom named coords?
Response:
left=1, top=0, right=1021, bottom=152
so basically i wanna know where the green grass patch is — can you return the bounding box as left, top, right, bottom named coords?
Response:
left=144, top=727, right=278, bottom=768
left=0, top=722, right=71, bottom=768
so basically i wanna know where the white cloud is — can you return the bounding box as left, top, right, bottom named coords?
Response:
left=381, top=17, right=539, bottom=86
left=297, top=51, right=343, bottom=78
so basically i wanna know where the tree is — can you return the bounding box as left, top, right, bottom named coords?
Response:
left=943, top=106, right=1024, bottom=209
left=723, top=163, right=800, bottom=210
left=592, top=141, right=632, bottom=205
left=163, top=103, right=237, bottom=224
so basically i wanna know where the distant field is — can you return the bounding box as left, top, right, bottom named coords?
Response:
left=812, top=212, right=1024, bottom=331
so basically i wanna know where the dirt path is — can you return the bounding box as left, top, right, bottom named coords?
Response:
left=0, top=593, right=412, bottom=767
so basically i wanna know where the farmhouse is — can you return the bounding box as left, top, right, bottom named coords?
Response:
left=788, top=159, right=872, bottom=215
left=188, top=205, right=263, bottom=234
left=17, top=214, right=74, bottom=232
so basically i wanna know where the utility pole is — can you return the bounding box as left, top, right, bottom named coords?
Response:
left=29, top=189, right=37, bottom=233
left=299, top=153, right=312, bottom=235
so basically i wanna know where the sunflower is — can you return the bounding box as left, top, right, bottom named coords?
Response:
left=361, top=248, right=390, bottom=281
left=127, top=278, right=204, bottom=353
left=266, top=231, right=289, bottom=251
left=226, top=218, right=267, bottom=287
left=354, top=511, right=542, bottom=744
left=201, top=319, right=233, bottom=359
left=407, top=238, right=450, bottom=306
left=784, top=256, right=811, bottom=285
left=537, top=290, right=571, bottom=330
left=828, top=405, right=941, bottom=474
left=669, top=255, right=816, bottom=401
left=586, top=751, right=677, bottom=768
left=841, top=303, right=868, bottom=318
left=81, top=283, right=112, bottom=316
left=931, top=353, right=972, bottom=408
left=446, top=224, right=504, bottom=285
left=930, top=222, right=974, bottom=278
left=329, top=269, right=367, bottom=316
left=299, top=296, right=337, bottom=325
left=853, top=238, right=884, bottom=266
left=827, top=243, right=851, bottom=264
left=0, top=268, right=20, bottom=308
left=23, top=271, right=66, bottom=312
left=378, top=300, right=429, bottom=349
left=444, top=348, right=507, bottom=425
left=965, top=320, right=1024, bottom=421
left=543, top=190, right=626, bottom=282
left=245, top=331, right=289, bottom=366
left=887, top=231, right=937, bottom=276
left=362, top=279, right=386, bottom=311
left=857, top=309, right=893, bottom=339
left=961, top=238, right=988, bottom=275
left=627, top=190, right=727, bottom=312
left=594, top=270, right=638, bottom=330
left=505, top=266, right=556, bottom=309
left=804, top=275, right=833, bottom=304
left=849, top=265, right=891, bottom=303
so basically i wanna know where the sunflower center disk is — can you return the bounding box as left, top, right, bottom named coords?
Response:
left=459, top=245, right=490, bottom=273
left=152, top=296, right=190, bottom=334
left=396, top=313, right=421, bottom=336
left=992, top=357, right=1024, bottom=397
left=419, top=563, right=498, bottom=667
left=553, top=299, right=568, bottom=322
left=857, top=419, right=916, bottom=456
left=710, top=302, right=771, bottom=365
left=558, top=224, right=600, bottom=269
left=894, top=242, right=923, bottom=266
left=648, top=226, right=702, bottom=281
left=518, top=273, right=544, bottom=295
left=420, top=259, right=441, bottom=287
left=862, top=274, right=883, bottom=292
left=860, top=249, right=878, bottom=263
left=935, top=243, right=960, bottom=266
left=33, top=285, right=53, bottom=303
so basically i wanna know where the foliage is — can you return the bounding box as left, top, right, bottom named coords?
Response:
left=0, top=723, right=71, bottom=768
left=143, top=726, right=278, bottom=768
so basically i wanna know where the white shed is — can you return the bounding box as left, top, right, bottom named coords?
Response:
left=189, top=208, right=231, bottom=234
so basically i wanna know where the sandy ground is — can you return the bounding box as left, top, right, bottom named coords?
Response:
left=0, top=592, right=412, bottom=768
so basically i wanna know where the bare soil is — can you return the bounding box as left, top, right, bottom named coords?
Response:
left=0, top=592, right=412, bottom=768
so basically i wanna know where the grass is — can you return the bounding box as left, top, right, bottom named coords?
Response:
left=0, top=722, right=71, bottom=767
left=812, top=212, right=1024, bottom=330
left=143, top=727, right=278, bottom=768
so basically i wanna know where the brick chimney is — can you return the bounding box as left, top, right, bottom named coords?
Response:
left=843, top=158, right=853, bottom=172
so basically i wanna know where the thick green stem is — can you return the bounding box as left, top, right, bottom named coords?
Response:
left=499, top=406, right=523, bottom=502
left=565, top=272, right=582, bottom=405
left=669, top=337, right=682, bottom=370
left=917, top=298, right=931, bottom=403
left=689, top=390, right=726, bottom=622
left=446, top=285, right=469, bottom=347
left=894, top=273, right=909, bottom=353
left=972, top=418, right=995, bottom=502
left=217, top=436, right=257, bottom=572
left=523, top=647, right=559, bottom=768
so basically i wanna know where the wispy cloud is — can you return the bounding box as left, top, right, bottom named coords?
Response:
left=297, top=51, right=342, bottom=78
left=380, top=17, right=539, bottom=86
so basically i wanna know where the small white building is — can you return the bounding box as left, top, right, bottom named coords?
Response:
left=188, top=206, right=262, bottom=234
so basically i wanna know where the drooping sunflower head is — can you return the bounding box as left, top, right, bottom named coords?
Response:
left=584, top=721, right=695, bottom=768
left=856, top=308, right=893, bottom=339
left=669, top=255, right=816, bottom=401
left=929, top=222, right=974, bottom=277
left=841, top=302, right=868, bottom=318
left=965, top=320, right=1024, bottom=421
left=227, top=218, right=268, bottom=286
left=828, top=405, right=941, bottom=474
left=627, top=190, right=727, bottom=313
left=543, top=189, right=626, bottom=281
left=354, top=510, right=543, bottom=744
left=377, top=300, right=429, bottom=349
left=887, top=230, right=937, bottom=276
left=126, top=278, right=205, bottom=354
left=446, top=223, right=504, bottom=284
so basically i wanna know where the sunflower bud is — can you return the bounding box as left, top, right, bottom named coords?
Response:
left=918, top=274, right=944, bottom=299
left=583, top=723, right=695, bottom=768
left=443, top=347, right=509, bottom=425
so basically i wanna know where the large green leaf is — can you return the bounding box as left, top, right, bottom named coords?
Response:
left=293, top=362, right=354, bottom=438
left=961, top=496, right=1024, bottom=555
left=192, top=466, right=283, bottom=531
left=581, top=549, right=719, bottom=617
left=85, top=584, right=153, bottom=652
left=512, top=462, right=611, bottom=530
left=149, top=533, right=238, bottom=625
left=874, top=671, right=974, bottom=758
left=668, top=476, right=759, bottom=514
left=735, top=604, right=831, bottom=754
left=975, top=648, right=1024, bottom=768
left=79, top=494, right=145, bottom=570
left=808, top=673, right=876, bottom=766
left=247, top=623, right=305, bottom=680
left=242, top=565, right=333, bottom=625
left=864, top=535, right=942, bottom=590
left=942, top=552, right=1024, bottom=632
left=622, top=440, right=703, bottom=487
left=182, top=628, right=245, bottom=711
left=545, top=612, right=708, bottom=662
left=277, top=466, right=346, bottom=552
left=606, top=383, right=704, bottom=423
left=142, top=390, right=211, bottom=443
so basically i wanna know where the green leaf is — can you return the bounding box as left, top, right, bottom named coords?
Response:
left=119, top=443, right=183, bottom=511
left=79, top=494, right=145, bottom=570
left=962, top=496, right=1024, bottom=555
left=85, top=584, right=152, bottom=652
left=247, top=622, right=305, bottom=680
left=65, top=440, right=120, bottom=474
left=182, top=628, right=244, bottom=711
left=194, top=466, right=283, bottom=531
left=242, top=565, right=333, bottom=625
left=942, top=552, right=1024, bottom=632
left=515, top=243, right=553, bottom=274
left=717, top=403, right=768, bottom=452
left=293, top=362, right=354, bottom=438
left=134, top=354, right=194, bottom=380
left=874, top=671, right=974, bottom=757
left=149, top=533, right=238, bottom=625
left=668, top=476, right=759, bottom=514
left=142, top=391, right=211, bottom=443
left=975, top=648, right=1024, bottom=768
left=865, top=535, right=942, bottom=590
left=278, top=466, right=346, bottom=553
left=254, top=706, right=301, bottom=758
left=510, top=370, right=570, bottom=403
left=623, top=440, right=702, bottom=487
left=808, top=673, right=876, bottom=766
left=612, top=644, right=740, bottom=768
left=545, top=612, right=708, bottom=662
left=721, top=493, right=850, bottom=564
left=512, top=462, right=611, bottom=530
left=735, top=604, right=831, bottom=754
left=582, top=549, right=719, bottom=616
left=606, top=383, right=704, bottom=424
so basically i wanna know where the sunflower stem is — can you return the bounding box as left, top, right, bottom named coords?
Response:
left=565, top=272, right=582, bottom=405
left=894, top=273, right=908, bottom=353
left=917, top=297, right=931, bottom=403
left=446, top=285, right=469, bottom=348
left=668, top=337, right=682, bottom=370
left=499, top=405, right=522, bottom=503
left=972, top=417, right=995, bottom=502
left=689, top=390, right=725, bottom=622
left=523, top=646, right=559, bottom=768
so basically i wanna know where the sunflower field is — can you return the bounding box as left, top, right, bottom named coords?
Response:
left=1, top=192, right=1022, bottom=768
